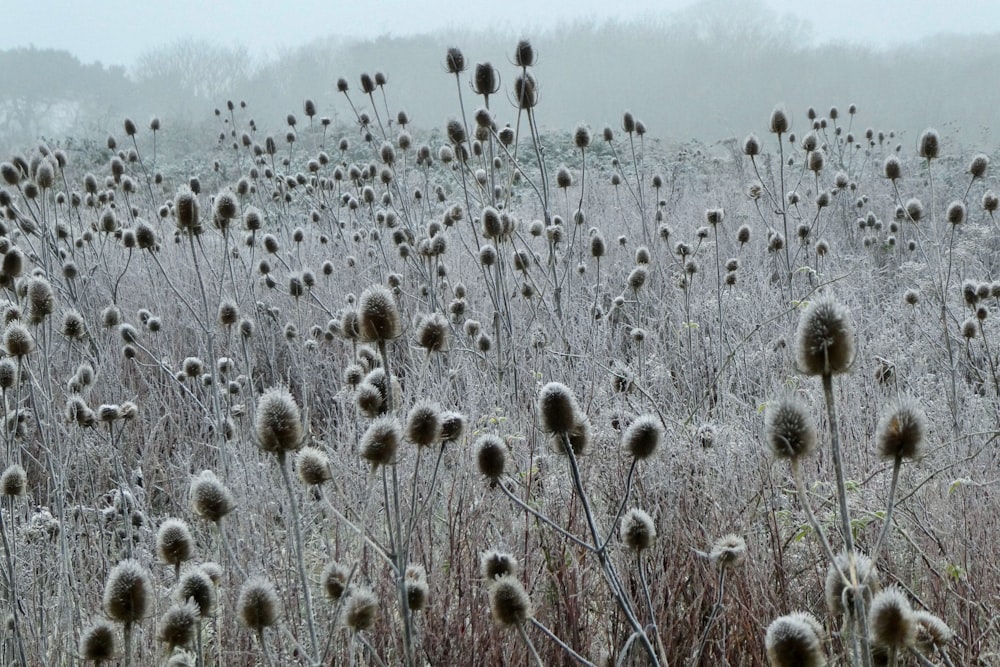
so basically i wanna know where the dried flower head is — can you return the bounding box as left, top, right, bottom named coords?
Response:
left=0, top=463, right=27, bottom=496
left=237, top=576, right=280, bottom=632
left=357, top=285, right=401, bottom=342
left=481, top=550, right=517, bottom=581
left=439, top=411, right=466, bottom=442
left=764, top=395, right=817, bottom=460
left=296, top=446, right=332, bottom=485
left=344, top=587, right=378, bottom=632
left=764, top=613, right=826, bottom=667
left=177, top=568, right=216, bottom=617
left=405, top=564, right=429, bottom=611
left=869, top=586, right=916, bottom=649
left=769, top=106, right=790, bottom=134
left=157, top=518, right=194, bottom=568
left=537, top=382, right=582, bottom=435
left=475, top=434, right=506, bottom=481
left=322, top=561, right=351, bottom=602
left=622, top=415, right=662, bottom=460
left=158, top=602, right=198, bottom=651
left=913, top=610, right=953, bottom=652
left=795, top=295, right=855, bottom=376
left=825, top=551, right=880, bottom=616
left=190, top=470, right=234, bottom=523
left=876, top=398, right=926, bottom=461
left=103, top=559, right=153, bottom=624
left=621, top=508, right=656, bottom=552
left=360, top=416, right=402, bottom=467
left=4, top=322, right=34, bottom=357
left=489, top=575, right=532, bottom=626
left=918, top=128, right=939, bottom=160
left=415, top=312, right=449, bottom=352
left=405, top=400, right=442, bottom=447
left=255, top=386, right=303, bottom=454
left=709, top=534, right=747, bottom=569
left=79, top=621, right=117, bottom=661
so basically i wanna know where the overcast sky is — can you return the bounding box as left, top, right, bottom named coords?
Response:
left=9, top=0, right=995, bottom=68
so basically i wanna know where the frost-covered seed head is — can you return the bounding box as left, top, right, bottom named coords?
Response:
left=764, top=614, right=826, bottom=667
left=103, top=559, right=153, bottom=624
left=795, top=295, right=855, bottom=376
left=764, top=395, right=817, bottom=460
left=622, top=415, right=662, bottom=460
left=876, top=398, right=926, bottom=461
left=296, top=447, right=332, bottom=485
left=255, top=386, right=303, bottom=454
left=237, top=576, right=280, bottom=631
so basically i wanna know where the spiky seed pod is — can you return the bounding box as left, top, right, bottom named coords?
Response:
left=255, top=386, right=303, bottom=454
left=190, top=470, right=234, bottom=523
left=764, top=614, right=826, bottom=667
left=946, top=200, right=966, bottom=225
left=60, top=310, right=86, bottom=340
left=489, top=575, right=532, bottom=626
left=825, top=551, right=880, bottom=616
left=983, top=190, right=999, bottom=212
left=405, top=564, right=429, bottom=611
left=513, top=39, right=535, bottom=66
left=356, top=383, right=384, bottom=418
left=913, top=610, right=953, bottom=652
left=360, top=416, right=401, bottom=467
left=406, top=401, right=442, bottom=446
left=213, top=190, right=239, bottom=221
left=97, top=404, right=121, bottom=422
left=2, top=247, right=23, bottom=277
left=883, top=156, right=902, bottom=181
left=156, top=518, right=194, bottom=568
left=103, top=559, right=153, bottom=624
left=321, top=562, right=350, bottom=602
left=869, top=586, right=916, bottom=649
left=26, top=277, right=54, bottom=323
left=158, top=602, right=197, bottom=650
left=475, top=434, right=506, bottom=481
left=357, top=285, right=401, bottom=342
left=439, top=411, right=466, bottom=442
left=174, top=189, right=199, bottom=230
left=481, top=551, right=517, bottom=581
left=217, top=300, right=238, bottom=326
left=237, top=576, right=280, bottom=631
left=182, top=357, right=203, bottom=378
left=969, top=153, right=989, bottom=179
left=764, top=395, right=817, bottom=460
left=296, top=447, right=332, bottom=485
left=445, top=47, right=465, bottom=74
left=344, top=587, right=378, bottom=632
left=537, top=382, right=582, bottom=435
left=769, top=106, right=790, bottom=134
left=415, top=312, right=449, bottom=352
left=102, top=305, right=121, bottom=328
left=795, top=295, right=855, bottom=376
left=709, top=534, right=747, bottom=569
left=918, top=128, right=939, bottom=160
left=513, top=73, right=537, bottom=109
left=4, top=322, right=34, bottom=357
left=627, top=266, right=647, bottom=291
left=0, top=463, right=27, bottom=496
left=622, top=415, right=662, bottom=460
left=0, top=359, right=17, bottom=390
left=876, top=398, right=926, bottom=461
left=621, top=508, right=656, bottom=552
left=79, top=621, right=117, bottom=661
left=177, top=568, right=216, bottom=617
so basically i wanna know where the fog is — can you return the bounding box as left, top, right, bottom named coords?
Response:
left=3, top=0, right=999, bottom=152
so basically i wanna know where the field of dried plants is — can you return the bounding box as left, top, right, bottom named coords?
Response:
left=0, top=40, right=997, bottom=666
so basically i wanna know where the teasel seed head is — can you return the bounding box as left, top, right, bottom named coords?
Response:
left=883, top=156, right=902, bottom=181
left=869, top=586, right=916, bottom=649
left=360, top=416, right=402, bottom=467
left=158, top=601, right=198, bottom=651
left=255, top=386, right=303, bottom=454
left=405, top=564, right=429, bottom=611
left=553, top=418, right=591, bottom=456
left=795, top=295, right=855, bottom=376
left=445, top=47, right=466, bottom=74
left=913, top=610, right=953, bottom=652
left=621, top=415, right=662, bottom=459
left=415, top=312, right=449, bottom=352
left=439, top=410, right=466, bottom=442
left=190, top=470, right=234, bottom=523
left=321, top=561, right=350, bottom=602
left=765, top=613, right=826, bottom=667
left=825, top=551, right=880, bottom=616
left=1, top=463, right=27, bottom=496
left=237, top=576, right=280, bottom=632
left=357, top=284, right=401, bottom=342
left=481, top=550, right=517, bottom=581
left=709, top=534, right=747, bottom=569
left=174, top=188, right=199, bottom=231
left=406, top=400, right=442, bottom=447
left=79, top=620, right=117, bottom=661
left=0, top=359, right=17, bottom=389
left=4, top=321, right=34, bottom=357
left=103, top=559, right=153, bottom=624
left=296, top=446, right=332, bottom=485
left=769, top=105, right=790, bottom=134
left=621, top=508, right=656, bottom=552
left=764, top=395, right=817, bottom=460
left=876, top=398, right=926, bottom=461
left=918, top=128, right=939, bottom=160
left=156, top=518, right=194, bottom=568
left=177, top=567, right=216, bottom=617
left=489, top=575, right=532, bottom=626
left=536, top=382, right=582, bottom=435
left=946, top=200, right=966, bottom=225
left=475, top=434, right=506, bottom=482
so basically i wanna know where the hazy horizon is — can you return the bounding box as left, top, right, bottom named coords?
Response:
left=9, top=0, right=998, bottom=69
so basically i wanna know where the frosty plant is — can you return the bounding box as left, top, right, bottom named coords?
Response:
left=763, top=293, right=954, bottom=666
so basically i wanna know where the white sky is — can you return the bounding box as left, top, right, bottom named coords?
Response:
left=8, top=0, right=997, bottom=67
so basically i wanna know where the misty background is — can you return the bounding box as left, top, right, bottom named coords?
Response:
left=3, top=0, right=998, bottom=153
